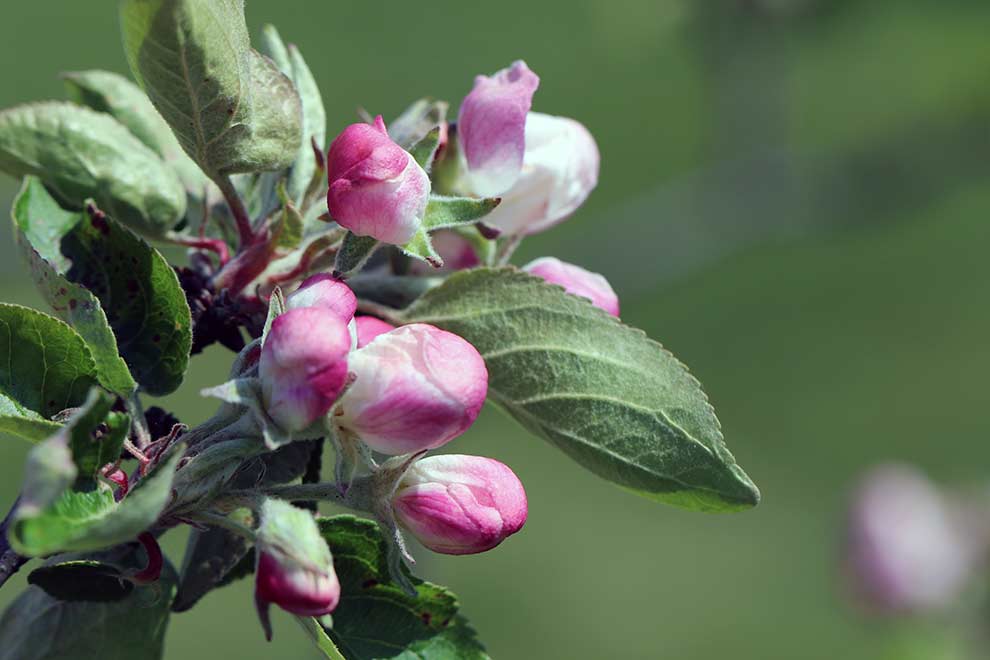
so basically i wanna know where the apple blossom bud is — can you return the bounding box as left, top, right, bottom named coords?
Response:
left=286, top=273, right=357, bottom=322
left=392, top=455, right=527, bottom=555
left=479, top=112, right=599, bottom=236
left=326, top=115, right=431, bottom=245
left=260, top=307, right=351, bottom=432
left=335, top=324, right=487, bottom=455
left=845, top=464, right=981, bottom=614
left=523, top=257, right=619, bottom=316
left=354, top=315, right=395, bottom=349
left=255, top=499, right=340, bottom=640
left=457, top=60, right=540, bottom=197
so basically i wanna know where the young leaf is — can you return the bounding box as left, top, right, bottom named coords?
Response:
left=0, top=102, right=186, bottom=239
left=259, top=24, right=291, bottom=75
left=64, top=389, right=128, bottom=487
left=400, top=228, right=442, bottom=268
left=61, top=69, right=210, bottom=195
left=409, top=127, right=441, bottom=171
left=333, top=232, right=381, bottom=278
left=389, top=98, right=448, bottom=150
left=13, top=181, right=192, bottom=396
left=10, top=444, right=185, bottom=557
left=0, top=558, right=177, bottom=660
left=0, top=303, right=99, bottom=421
left=14, top=178, right=137, bottom=395
left=399, top=268, right=761, bottom=512
left=422, top=195, right=501, bottom=231
left=287, top=43, right=326, bottom=203
left=273, top=184, right=304, bottom=250
left=315, top=515, right=489, bottom=660
left=119, top=0, right=302, bottom=178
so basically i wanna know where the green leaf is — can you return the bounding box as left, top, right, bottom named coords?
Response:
left=173, top=522, right=251, bottom=612
left=27, top=560, right=134, bottom=603
left=13, top=180, right=192, bottom=396
left=11, top=444, right=185, bottom=556
left=334, top=232, right=381, bottom=278
left=14, top=178, right=137, bottom=395
left=119, top=0, right=302, bottom=178
left=296, top=616, right=347, bottom=660
left=409, top=127, right=441, bottom=172
left=315, top=515, right=489, bottom=660
left=19, top=427, right=76, bottom=514
left=287, top=42, right=326, bottom=203
left=0, top=303, right=99, bottom=421
left=64, top=389, right=129, bottom=487
left=422, top=196, right=501, bottom=231
left=0, top=558, right=176, bottom=660
left=389, top=98, right=448, bottom=151
left=0, top=101, right=186, bottom=239
left=0, top=415, right=62, bottom=443
left=400, top=228, right=442, bottom=269
left=273, top=184, right=304, bottom=250
left=61, top=69, right=210, bottom=195
left=259, top=24, right=291, bottom=75
left=399, top=268, right=760, bottom=512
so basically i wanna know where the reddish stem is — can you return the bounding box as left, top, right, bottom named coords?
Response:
left=132, top=532, right=163, bottom=584
left=172, top=235, right=231, bottom=265
left=217, top=175, right=256, bottom=249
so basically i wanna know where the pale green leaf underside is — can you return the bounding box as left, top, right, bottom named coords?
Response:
left=400, top=268, right=760, bottom=512
left=11, top=444, right=185, bottom=556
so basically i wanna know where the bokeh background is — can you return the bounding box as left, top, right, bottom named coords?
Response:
left=2, top=1, right=990, bottom=658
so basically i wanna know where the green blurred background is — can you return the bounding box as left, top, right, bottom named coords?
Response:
left=2, top=1, right=990, bottom=658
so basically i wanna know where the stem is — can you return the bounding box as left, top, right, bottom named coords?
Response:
left=217, top=175, right=255, bottom=249
left=190, top=510, right=258, bottom=542
left=494, top=233, right=524, bottom=266
left=167, top=232, right=231, bottom=265
left=231, top=481, right=364, bottom=508
left=0, top=498, right=26, bottom=591
left=126, top=393, right=151, bottom=449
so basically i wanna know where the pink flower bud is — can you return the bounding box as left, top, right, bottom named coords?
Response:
left=326, top=115, right=431, bottom=245
left=393, top=455, right=528, bottom=555
left=457, top=61, right=540, bottom=197
left=335, top=324, right=488, bottom=455
left=480, top=112, right=599, bottom=236
left=255, top=500, right=339, bottom=640
left=523, top=257, right=619, bottom=316
left=845, top=465, right=982, bottom=614
left=354, top=315, right=395, bottom=349
left=286, top=274, right=357, bottom=322
left=260, top=307, right=351, bottom=432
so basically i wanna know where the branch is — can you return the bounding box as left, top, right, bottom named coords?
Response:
left=0, top=498, right=27, bottom=591
left=216, top=175, right=255, bottom=249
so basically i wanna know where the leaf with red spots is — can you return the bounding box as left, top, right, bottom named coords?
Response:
left=13, top=177, right=191, bottom=396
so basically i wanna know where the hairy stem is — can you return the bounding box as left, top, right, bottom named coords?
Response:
left=217, top=175, right=255, bottom=249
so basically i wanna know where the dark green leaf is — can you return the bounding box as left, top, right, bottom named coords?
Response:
left=14, top=177, right=137, bottom=395
left=0, top=303, right=99, bottom=422
left=0, top=559, right=176, bottom=660
left=61, top=69, right=209, bottom=195
left=173, top=524, right=250, bottom=612
left=13, top=180, right=192, bottom=396
left=422, top=196, right=500, bottom=231
left=315, top=515, right=489, bottom=660
left=11, top=444, right=185, bottom=556
left=119, top=0, right=302, bottom=177
left=0, top=102, right=186, bottom=239
left=28, top=560, right=134, bottom=603
left=399, top=268, right=760, bottom=512
left=334, top=232, right=381, bottom=278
